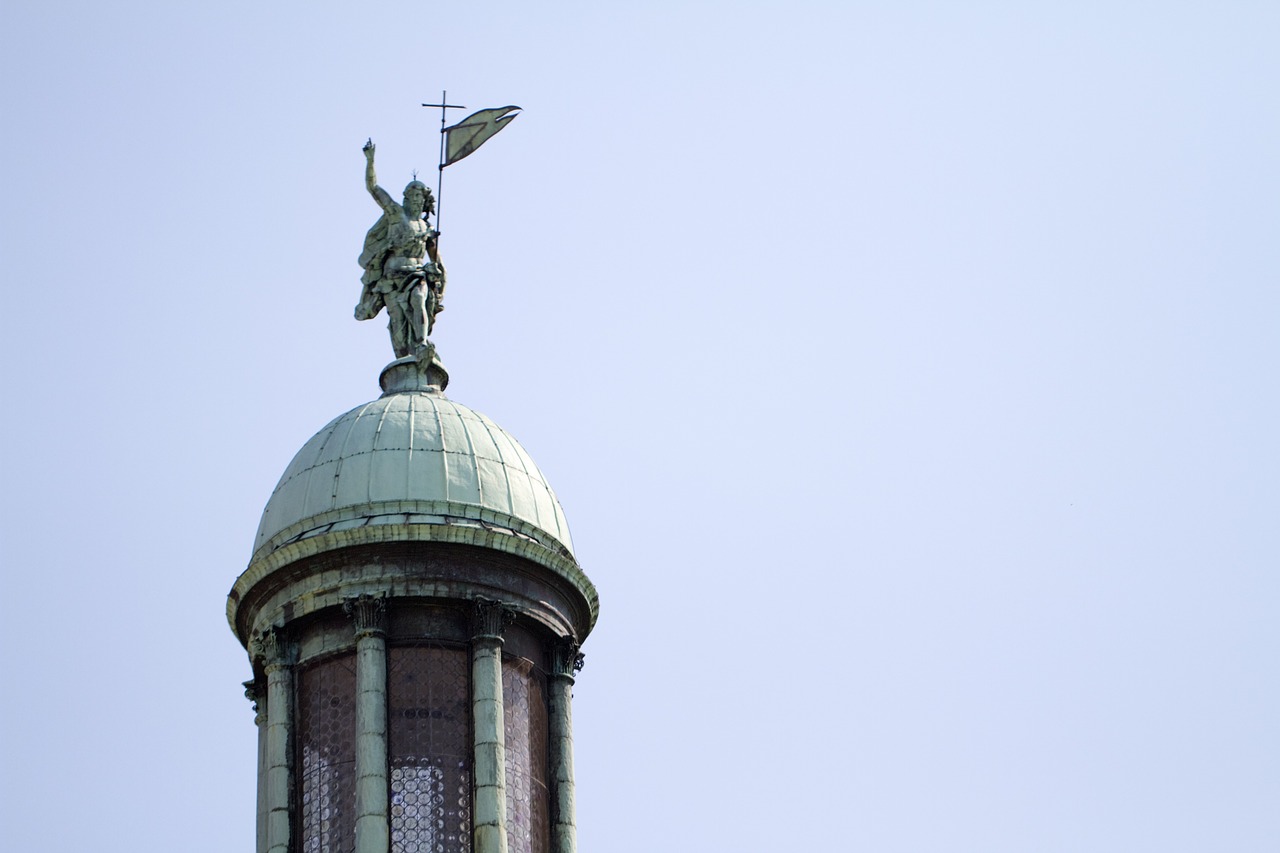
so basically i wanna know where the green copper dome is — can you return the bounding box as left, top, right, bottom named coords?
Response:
left=251, top=381, right=575, bottom=567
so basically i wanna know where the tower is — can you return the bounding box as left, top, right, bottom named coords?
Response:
left=229, top=133, right=597, bottom=853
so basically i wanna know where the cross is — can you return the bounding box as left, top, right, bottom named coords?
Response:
left=422, top=91, right=467, bottom=233
left=422, top=90, right=466, bottom=170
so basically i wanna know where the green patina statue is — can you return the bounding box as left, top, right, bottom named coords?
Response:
left=355, top=139, right=447, bottom=360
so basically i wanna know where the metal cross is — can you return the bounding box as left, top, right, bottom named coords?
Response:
left=422, top=91, right=467, bottom=231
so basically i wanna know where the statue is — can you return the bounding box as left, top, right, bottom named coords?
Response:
left=356, top=139, right=447, bottom=361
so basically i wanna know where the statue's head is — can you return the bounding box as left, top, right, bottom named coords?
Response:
left=403, top=181, right=434, bottom=217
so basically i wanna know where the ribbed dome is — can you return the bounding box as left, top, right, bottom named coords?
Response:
left=252, top=386, right=574, bottom=564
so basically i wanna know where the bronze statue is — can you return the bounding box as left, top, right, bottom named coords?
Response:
left=356, top=140, right=447, bottom=360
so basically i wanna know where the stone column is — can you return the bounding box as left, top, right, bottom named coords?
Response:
left=549, top=638, right=585, bottom=853
left=252, top=629, right=296, bottom=853
left=345, top=594, right=390, bottom=853
left=244, top=679, right=269, bottom=853
left=472, top=600, right=514, bottom=853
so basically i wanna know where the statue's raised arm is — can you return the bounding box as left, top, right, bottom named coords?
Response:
left=363, top=139, right=397, bottom=214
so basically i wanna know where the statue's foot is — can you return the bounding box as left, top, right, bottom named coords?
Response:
left=412, top=341, right=437, bottom=368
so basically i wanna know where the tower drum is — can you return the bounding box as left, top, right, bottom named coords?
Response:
left=230, top=360, right=597, bottom=853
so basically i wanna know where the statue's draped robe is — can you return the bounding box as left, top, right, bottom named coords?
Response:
left=355, top=215, right=393, bottom=321
left=355, top=212, right=447, bottom=358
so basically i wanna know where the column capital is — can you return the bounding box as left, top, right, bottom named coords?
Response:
left=551, top=636, right=585, bottom=680
left=344, top=593, right=387, bottom=639
left=250, top=628, right=296, bottom=673
left=471, top=598, right=515, bottom=641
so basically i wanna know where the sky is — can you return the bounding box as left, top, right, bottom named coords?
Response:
left=1, top=2, right=1278, bottom=851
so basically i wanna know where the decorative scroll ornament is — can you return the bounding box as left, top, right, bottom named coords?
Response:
left=250, top=627, right=296, bottom=672
left=471, top=598, right=515, bottom=640
left=243, top=679, right=266, bottom=725
left=343, top=593, right=387, bottom=638
left=552, top=636, right=585, bottom=679
left=243, top=680, right=259, bottom=713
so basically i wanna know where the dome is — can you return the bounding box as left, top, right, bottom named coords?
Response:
left=251, top=377, right=575, bottom=567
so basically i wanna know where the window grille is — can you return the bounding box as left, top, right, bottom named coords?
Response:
left=297, top=653, right=357, bottom=853
left=503, top=657, right=549, bottom=853
left=388, top=645, right=472, bottom=853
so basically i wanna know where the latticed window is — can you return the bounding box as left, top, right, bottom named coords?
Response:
left=503, top=657, right=550, bottom=853
left=388, top=644, right=473, bottom=853
left=297, top=653, right=357, bottom=853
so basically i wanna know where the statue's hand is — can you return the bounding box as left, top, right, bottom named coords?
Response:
left=363, top=138, right=375, bottom=158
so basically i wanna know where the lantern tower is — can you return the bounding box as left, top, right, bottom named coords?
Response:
left=229, top=128, right=597, bottom=853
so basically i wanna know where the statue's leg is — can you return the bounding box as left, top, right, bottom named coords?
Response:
left=407, top=280, right=428, bottom=347
left=385, top=292, right=410, bottom=358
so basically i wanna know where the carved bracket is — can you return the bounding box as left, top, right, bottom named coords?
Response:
left=471, top=598, right=515, bottom=640
left=243, top=679, right=259, bottom=712
left=250, top=627, right=296, bottom=673
left=344, top=593, right=387, bottom=638
left=243, top=679, right=266, bottom=725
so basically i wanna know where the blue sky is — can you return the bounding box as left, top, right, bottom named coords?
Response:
left=2, top=2, right=1278, bottom=850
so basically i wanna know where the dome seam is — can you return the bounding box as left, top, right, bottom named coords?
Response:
left=258, top=416, right=342, bottom=540
left=429, top=399, right=450, bottom=504
left=369, top=399, right=394, bottom=506
left=454, top=402, right=484, bottom=507
left=324, top=399, right=380, bottom=517
left=473, top=412, right=517, bottom=518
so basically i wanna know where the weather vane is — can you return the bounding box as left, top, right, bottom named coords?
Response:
left=355, top=90, right=522, bottom=377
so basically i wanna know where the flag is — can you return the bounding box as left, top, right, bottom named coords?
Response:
left=443, top=106, right=521, bottom=167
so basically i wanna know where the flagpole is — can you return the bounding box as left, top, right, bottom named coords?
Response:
left=435, top=89, right=447, bottom=237
left=422, top=91, right=465, bottom=240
